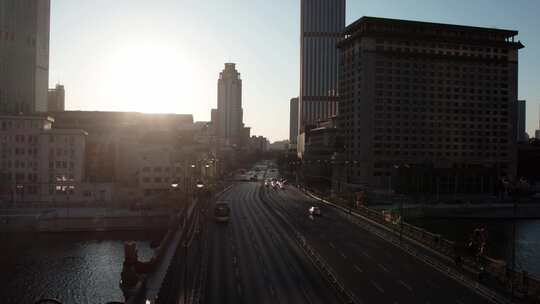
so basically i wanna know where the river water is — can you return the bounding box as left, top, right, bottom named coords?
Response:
left=0, top=231, right=160, bottom=304
left=410, top=218, right=540, bottom=278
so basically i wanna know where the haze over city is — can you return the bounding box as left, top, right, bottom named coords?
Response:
left=49, top=0, right=540, bottom=142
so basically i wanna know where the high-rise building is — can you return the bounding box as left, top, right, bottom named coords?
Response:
left=0, top=0, right=51, bottom=114
left=338, top=17, right=524, bottom=193
left=517, top=100, right=526, bottom=142
left=289, top=97, right=299, bottom=144
left=217, top=63, right=243, bottom=146
left=299, top=0, right=345, bottom=133
left=48, top=84, right=66, bottom=112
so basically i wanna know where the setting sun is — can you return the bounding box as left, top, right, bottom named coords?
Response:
left=99, top=43, right=199, bottom=114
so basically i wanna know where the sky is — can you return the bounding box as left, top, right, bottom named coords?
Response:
left=50, top=0, right=540, bottom=142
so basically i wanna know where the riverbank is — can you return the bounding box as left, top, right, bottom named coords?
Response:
left=370, top=202, right=540, bottom=219
left=0, top=207, right=173, bottom=232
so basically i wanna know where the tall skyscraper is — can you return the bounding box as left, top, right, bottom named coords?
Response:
left=217, top=63, right=243, bottom=146
left=48, top=84, right=66, bottom=112
left=289, top=97, right=299, bottom=144
left=0, top=0, right=51, bottom=114
left=299, top=0, right=345, bottom=133
left=338, top=17, right=523, bottom=192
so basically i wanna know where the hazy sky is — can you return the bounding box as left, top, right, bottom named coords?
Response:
left=50, top=0, right=540, bottom=142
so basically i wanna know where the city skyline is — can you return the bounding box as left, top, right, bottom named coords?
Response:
left=49, top=0, right=540, bottom=142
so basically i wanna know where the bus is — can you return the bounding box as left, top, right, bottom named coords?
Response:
left=214, top=202, right=231, bottom=222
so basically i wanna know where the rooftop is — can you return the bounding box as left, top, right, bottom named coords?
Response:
left=345, top=16, right=518, bottom=37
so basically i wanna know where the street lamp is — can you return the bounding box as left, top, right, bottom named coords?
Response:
left=195, top=180, right=205, bottom=189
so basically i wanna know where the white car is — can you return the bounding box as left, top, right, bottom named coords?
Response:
left=309, top=206, right=321, bottom=216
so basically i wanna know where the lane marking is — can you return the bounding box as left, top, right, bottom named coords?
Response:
left=361, top=251, right=371, bottom=259
left=378, top=263, right=390, bottom=273
left=370, top=280, right=385, bottom=293
left=339, top=251, right=348, bottom=259
left=398, top=280, right=413, bottom=292
left=354, top=265, right=363, bottom=273
left=329, top=242, right=336, bottom=249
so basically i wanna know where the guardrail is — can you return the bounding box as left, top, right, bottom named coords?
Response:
left=299, top=186, right=540, bottom=304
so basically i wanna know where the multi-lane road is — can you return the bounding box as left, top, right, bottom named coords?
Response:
left=202, top=175, right=495, bottom=303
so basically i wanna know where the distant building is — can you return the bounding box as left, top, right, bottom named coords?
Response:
left=48, top=84, right=65, bottom=112
left=338, top=17, right=524, bottom=193
left=249, top=136, right=269, bottom=152
left=210, top=108, right=218, bottom=135
left=517, top=100, right=526, bottom=142
left=0, top=0, right=50, bottom=114
left=299, top=0, right=345, bottom=132
left=217, top=63, right=244, bottom=146
left=289, top=97, right=299, bottom=144
left=49, top=111, right=193, bottom=184
left=269, top=140, right=289, bottom=151
left=536, top=130, right=540, bottom=140
left=297, top=118, right=341, bottom=191
left=241, top=127, right=251, bottom=147
left=0, top=114, right=87, bottom=203
left=297, top=117, right=340, bottom=160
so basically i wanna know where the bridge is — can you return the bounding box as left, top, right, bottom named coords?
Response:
left=132, top=173, right=540, bottom=304
left=35, top=171, right=540, bottom=304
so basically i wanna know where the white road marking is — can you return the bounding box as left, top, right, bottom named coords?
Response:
left=354, top=265, right=363, bottom=273
left=329, top=242, right=336, bottom=249
left=398, top=280, right=413, bottom=292
left=361, top=251, right=371, bottom=259
left=339, top=251, right=348, bottom=259
left=378, top=264, right=390, bottom=273
left=370, top=280, right=385, bottom=293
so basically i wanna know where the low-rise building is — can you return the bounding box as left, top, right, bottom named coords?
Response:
left=0, top=114, right=87, bottom=203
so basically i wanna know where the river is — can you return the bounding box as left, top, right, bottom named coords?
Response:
left=0, top=231, right=162, bottom=304
left=410, top=218, right=540, bottom=278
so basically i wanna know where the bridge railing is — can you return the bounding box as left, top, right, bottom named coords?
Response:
left=299, top=186, right=540, bottom=303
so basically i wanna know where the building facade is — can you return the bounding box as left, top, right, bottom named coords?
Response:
left=0, top=115, right=87, bottom=203
left=0, top=0, right=50, bottom=114
left=217, top=63, right=244, bottom=146
left=48, top=84, right=65, bottom=112
left=516, top=99, right=526, bottom=142
left=299, top=0, right=345, bottom=133
left=338, top=17, right=524, bottom=194
left=49, top=111, right=194, bottom=184
left=289, top=97, right=299, bottom=145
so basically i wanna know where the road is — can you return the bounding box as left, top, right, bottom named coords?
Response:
left=203, top=182, right=338, bottom=304
left=202, top=180, right=495, bottom=304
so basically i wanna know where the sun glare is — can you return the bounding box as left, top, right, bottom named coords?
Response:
left=100, top=44, right=198, bottom=114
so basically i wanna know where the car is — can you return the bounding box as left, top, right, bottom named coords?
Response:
left=309, top=206, right=321, bottom=216
left=264, top=180, right=269, bottom=187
